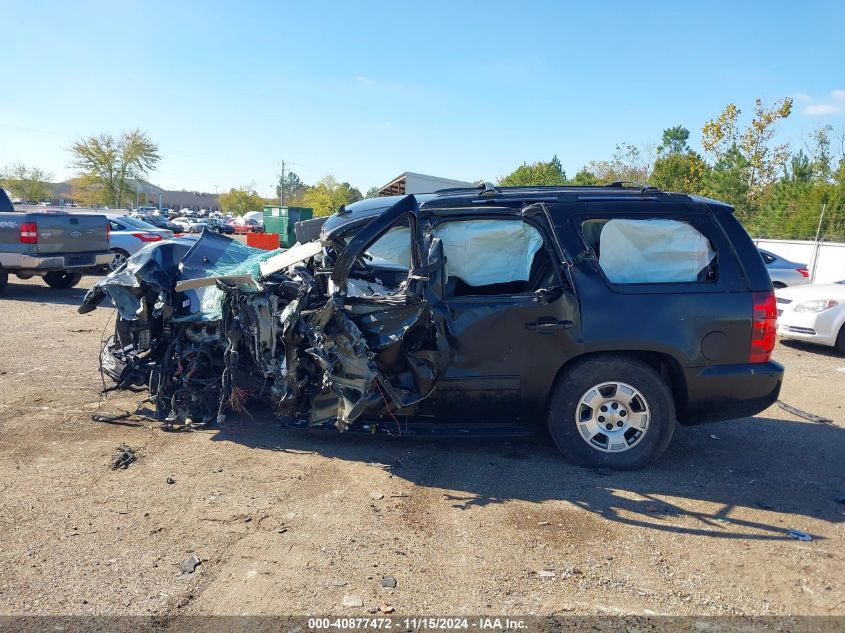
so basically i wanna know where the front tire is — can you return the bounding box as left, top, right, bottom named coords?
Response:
left=43, top=271, right=82, bottom=289
left=836, top=325, right=845, bottom=355
left=548, top=355, right=676, bottom=469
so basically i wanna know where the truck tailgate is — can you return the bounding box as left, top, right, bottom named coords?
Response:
left=32, top=213, right=110, bottom=254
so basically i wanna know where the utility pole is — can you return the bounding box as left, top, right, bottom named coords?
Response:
left=810, top=203, right=827, bottom=284
left=279, top=160, right=286, bottom=208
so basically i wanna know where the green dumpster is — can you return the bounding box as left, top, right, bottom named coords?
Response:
left=262, top=206, right=313, bottom=247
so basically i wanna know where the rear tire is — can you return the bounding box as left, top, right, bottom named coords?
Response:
left=43, top=271, right=82, bottom=289
left=836, top=325, right=845, bottom=355
left=109, top=248, right=130, bottom=272
left=548, top=355, right=676, bottom=469
left=0, top=270, right=7, bottom=294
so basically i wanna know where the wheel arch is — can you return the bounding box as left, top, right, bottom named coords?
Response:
left=547, top=350, right=688, bottom=421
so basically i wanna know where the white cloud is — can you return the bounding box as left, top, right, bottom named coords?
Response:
left=793, top=92, right=812, bottom=102
left=831, top=89, right=845, bottom=101
left=804, top=103, right=842, bottom=115
left=355, top=75, right=374, bottom=87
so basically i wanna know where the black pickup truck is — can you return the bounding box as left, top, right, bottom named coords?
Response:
left=0, top=188, right=113, bottom=293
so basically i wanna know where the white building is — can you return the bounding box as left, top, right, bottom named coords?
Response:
left=378, top=172, right=476, bottom=196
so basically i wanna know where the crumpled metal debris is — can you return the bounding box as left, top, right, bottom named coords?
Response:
left=111, top=444, right=136, bottom=470
left=79, top=204, right=449, bottom=435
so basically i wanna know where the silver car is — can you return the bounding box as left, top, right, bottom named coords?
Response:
left=106, top=215, right=173, bottom=271
left=759, top=248, right=810, bottom=288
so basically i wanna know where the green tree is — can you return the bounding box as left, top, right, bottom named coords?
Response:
left=338, top=182, right=363, bottom=204
left=657, top=125, right=690, bottom=155
left=570, top=168, right=599, bottom=185
left=804, top=124, right=834, bottom=181
left=784, top=151, right=813, bottom=183
left=69, top=174, right=110, bottom=207
left=498, top=155, right=567, bottom=186
left=702, top=98, right=793, bottom=201
left=69, top=129, right=160, bottom=208
left=219, top=186, right=265, bottom=215
left=0, top=163, right=53, bottom=203
left=650, top=151, right=708, bottom=193
left=701, top=146, right=754, bottom=220
left=300, top=175, right=364, bottom=217
left=365, top=186, right=381, bottom=199
left=276, top=171, right=305, bottom=204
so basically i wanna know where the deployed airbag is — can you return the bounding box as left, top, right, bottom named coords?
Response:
left=432, top=220, right=543, bottom=287
left=598, top=218, right=716, bottom=284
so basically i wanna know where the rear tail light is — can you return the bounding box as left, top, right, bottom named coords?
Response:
left=132, top=232, right=163, bottom=242
left=796, top=268, right=809, bottom=278
left=749, top=291, right=777, bottom=363
left=20, top=222, right=37, bottom=244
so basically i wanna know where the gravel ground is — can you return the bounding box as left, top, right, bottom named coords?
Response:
left=0, top=275, right=842, bottom=618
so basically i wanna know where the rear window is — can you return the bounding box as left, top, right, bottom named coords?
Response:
left=581, top=218, right=718, bottom=284
left=118, top=216, right=159, bottom=230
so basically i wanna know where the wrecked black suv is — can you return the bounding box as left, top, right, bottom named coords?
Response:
left=79, top=183, right=783, bottom=469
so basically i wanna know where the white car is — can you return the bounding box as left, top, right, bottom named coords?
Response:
left=776, top=280, right=845, bottom=354
left=172, top=217, right=210, bottom=234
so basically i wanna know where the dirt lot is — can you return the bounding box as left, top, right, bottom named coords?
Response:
left=0, top=275, right=843, bottom=618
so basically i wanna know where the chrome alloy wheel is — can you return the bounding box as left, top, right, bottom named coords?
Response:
left=109, top=250, right=128, bottom=272
left=576, top=381, right=650, bottom=453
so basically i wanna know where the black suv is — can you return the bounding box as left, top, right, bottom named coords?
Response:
left=82, top=183, right=783, bottom=470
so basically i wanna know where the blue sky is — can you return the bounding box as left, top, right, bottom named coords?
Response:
left=2, top=0, right=844, bottom=196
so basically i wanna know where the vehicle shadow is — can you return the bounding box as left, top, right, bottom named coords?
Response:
left=0, top=279, right=92, bottom=306
left=208, top=413, right=844, bottom=541
left=778, top=338, right=844, bottom=359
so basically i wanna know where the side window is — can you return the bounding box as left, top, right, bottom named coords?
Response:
left=108, top=220, right=122, bottom=231
left=432, top=219, right=556, bottom=297
left=344, top=218, right=414, bottom=298
left=363, top=225, right=411, bottom=269
left=581, top=218, right=718, bottom=284
left=759, top=251, right=775, bottom=264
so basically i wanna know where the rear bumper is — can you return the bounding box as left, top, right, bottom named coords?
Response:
left=0, top=252, right=114, bottom=271
left=679, top=360, right=783, bottom=425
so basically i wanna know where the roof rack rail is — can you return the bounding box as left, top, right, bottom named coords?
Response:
left=603, top=181, right=663, bottom=194
left=433, top=181, right=499, bottom=195
left=432, top=182, right=665, bottom=196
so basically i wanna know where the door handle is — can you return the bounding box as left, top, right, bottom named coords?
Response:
left=525, top=319, right=573, bottom=332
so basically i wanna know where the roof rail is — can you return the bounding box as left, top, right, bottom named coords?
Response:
left=433, top=181, right=499, bottom=195
left=432, top=182, right=665, bottom=197
left=603, top=181, right=663, bottom=194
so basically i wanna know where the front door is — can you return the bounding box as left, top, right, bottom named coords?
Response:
left=423, top=206, right=580, bottom=424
